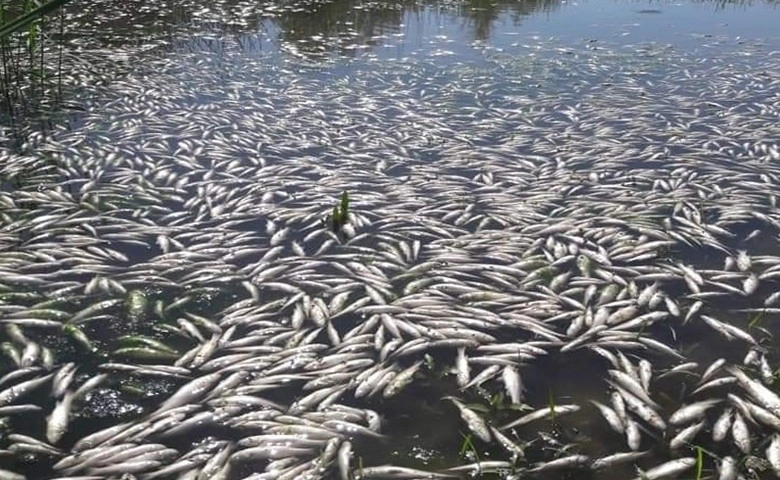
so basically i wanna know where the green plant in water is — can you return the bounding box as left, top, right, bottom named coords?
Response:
left=1, top=0, right=70, bottom=138
left=423, top=353, right=435, bottom=371
left=459, top=433, right=480, bottom=463
left=23, top=0, right=40, bottom=80
left=465, top=390, right=531, bottom=430
left=489, top=391, right=504, bottom=410
left=748, top=309, right=768, bottom=330
left=0, top=0, right=70, bottom=39
left=330, top=191, right=350, bottom=232
left=695, top=445, right=703, bottom=480
left=547, top=388, right=557, bottom=422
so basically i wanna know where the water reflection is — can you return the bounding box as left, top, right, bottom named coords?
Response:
left=667, top=0, right=778, bottom=9
left=2, top=0, right=778, bottom=148
left=445, top=0, right=562, bottom=41
left=273, top=0, right=407, bottom=58
left=56, top=0, right=780, bottom=59
left=270, top=0, right=562, bottom=56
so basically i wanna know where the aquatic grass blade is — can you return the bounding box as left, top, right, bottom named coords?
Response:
left=459, top=433, right=480, bottom=464
left=340, top=190, right=350, bottom=220
left=695, top=445, right=703, bottom=480
left=547, top=389, right=557, bottom=422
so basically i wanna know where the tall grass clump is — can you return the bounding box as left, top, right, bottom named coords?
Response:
left=0, top=0, right=70, bottom=148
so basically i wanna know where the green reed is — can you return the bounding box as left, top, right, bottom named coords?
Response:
left=330, top=190, right=351, bottom=232
left=694, top=445, right=703, bottom=480
left=0, top=0, right=70, bottom=143
left=459, top=433, right=481, bottom=463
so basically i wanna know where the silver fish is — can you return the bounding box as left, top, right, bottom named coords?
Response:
left=767, top=434, right=780, bottom=477
left=669, top=420, right=705, bottom=450
left=727, top=366, right=780, bottom=417
left=46, top=391, right=75, bottom=445
left=444, top=397, right=491, bottom=442
left=718, top=456, right=737, bottom=480
left=631, top=457, right=695, bottom=480
left=0, top=373, right=54, bottom=407
left=591, top=451, right=649, bottom=470
left=669, top=400, right=720, bottom=426
left=731, top=412, right=751, bottom=453
left=500, top=404, right=580, bottom=430
left=355, top=465, right=456, bottom=479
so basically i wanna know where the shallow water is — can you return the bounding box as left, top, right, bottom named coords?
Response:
left=1, top=0, right=780, bottom=479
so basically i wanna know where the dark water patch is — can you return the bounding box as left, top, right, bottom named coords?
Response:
left=354, top=373, right=503, bottom=473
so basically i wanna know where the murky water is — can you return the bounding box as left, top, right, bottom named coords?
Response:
left=1, top=0, right=779, bottom=479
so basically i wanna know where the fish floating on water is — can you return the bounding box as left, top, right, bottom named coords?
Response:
left=0, top=14, right=779, bottom=480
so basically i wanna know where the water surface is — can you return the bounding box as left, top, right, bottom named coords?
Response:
left=0, top=0, right=779, bottom=479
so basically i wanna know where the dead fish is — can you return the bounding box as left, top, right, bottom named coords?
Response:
left=743, top=274, right=759, bottom=295
left=500, top=404, right=580, bottom=430
left=690, top=377, right=736, bottom=395
left=501, top=366, right=523, bottom=404
left=446, top=460, right=514, bottom=473
left=611, top=390, right=630, bottom=425
left=736, top=250, right=752, bottom=271
left=489, top=427, right=525, bottom=459
left=669, top=400, right=720, bottom=426
left=683, top=300, right=702, bottom=324
left=88, top=460, right=163, bottom=475
left=155, top=372, right=222, bottom=414
left=612, top=385, right=666, bottom=431
left=52, top=363, right=77, bottom=399
left=46, top=391, right=75, bottom=445
left=663, top=296, right=680, bottom=317
left=700, top=316, right=756, bottom=344
left=759, top=354, right=775, bottom=385
left=718, top=456, right=737, bottom=480
left=727, top=366, right=780, bottom=417
left=608, top=370, right=660, bottom=410
left=443, top=396, right=491, bottom=442
left=589, top=400, right=624, bottom=434
left=230, top=446, right=316, bottom=463
left=269, top=227, right=289, bottom=246
left=767, top=434, right=780, bottom=477
left=625, top=418, right=641, bottom=451
left=383, top=361, right=423, bottom=398
left=322, top=420, right=384, bottom=439
left=699, top=358, right=726, bottom=385
left=745, top=401, right=780, bottom=431
left=669, top=420, right=705, bottom=450
left=638, top=359, right=653, bottom=392
left=731, top=412, right=751, bottom=454
left=455, top=347, right=470, bottom=388
left=591, top=451, right=649, bottom=470
left=338, top=440, right=352, bottom=480
left=631, top=457, right=695, bottom=480
left=0, top=373, right=54, bottom=407
left=530, top=454, right=590, bottom=473
left=355, top=465, right=456, bottom=479
left=463, top=365, right=501, bottom=390
left=0, top=469, right=25, bottom=480
left=70, top=299, right=123, bottom=324
left=0, top=404, right=42, bottom=415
